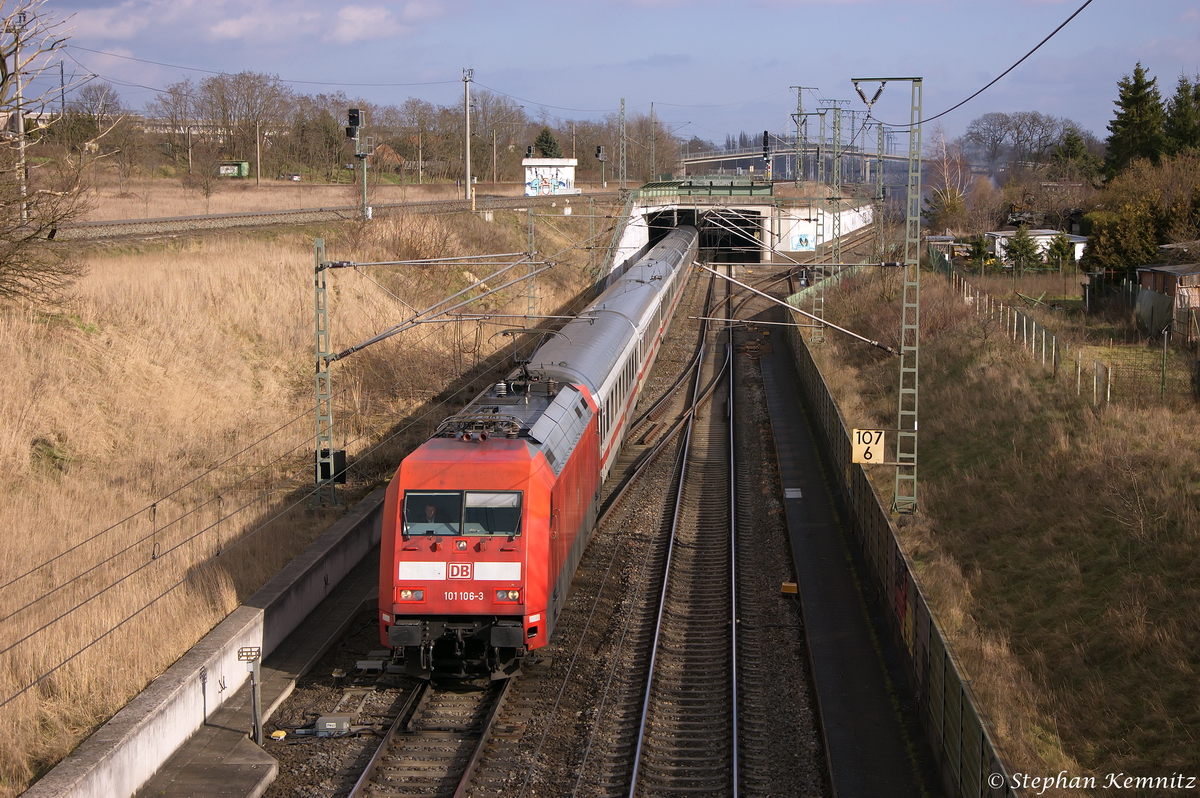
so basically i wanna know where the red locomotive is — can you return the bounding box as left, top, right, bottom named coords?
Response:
left=378, top=226, right=699, bottom=678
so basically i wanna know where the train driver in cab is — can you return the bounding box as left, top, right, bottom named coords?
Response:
left=404, top=494, right=458, bottom=535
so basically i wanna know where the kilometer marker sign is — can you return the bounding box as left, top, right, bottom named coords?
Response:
left=852, top=429, right=886, bottom=464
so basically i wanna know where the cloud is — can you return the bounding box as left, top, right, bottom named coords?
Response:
left=328, top=5, right=412, bottom=44
left=206, top=7, right=323, bottom=42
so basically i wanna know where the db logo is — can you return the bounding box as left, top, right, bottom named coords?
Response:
left=448, top=563, right=472, bottom=580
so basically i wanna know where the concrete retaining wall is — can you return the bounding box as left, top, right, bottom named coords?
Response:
left=23, top=489, right=386, bottom=798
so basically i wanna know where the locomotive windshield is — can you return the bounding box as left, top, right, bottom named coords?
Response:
left=402, top=491, right=522, bottom=537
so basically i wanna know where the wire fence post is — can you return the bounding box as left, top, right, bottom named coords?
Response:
left=150, top=503, right=159, bottom=560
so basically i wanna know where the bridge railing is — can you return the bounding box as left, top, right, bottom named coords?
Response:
left=785, top=287, right=1022, bottom=798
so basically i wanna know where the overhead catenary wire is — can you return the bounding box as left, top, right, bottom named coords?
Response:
left=4, top=198, right=620, bottom=715
left=0, top=414, right=332, bottom=627
left=6, top=204, right=626, bottom=614
left=0, top=404, right=318, bottom=594
left=869, top=0, right=1096, bottom=128
left=697, top=265, right=898, bottom=355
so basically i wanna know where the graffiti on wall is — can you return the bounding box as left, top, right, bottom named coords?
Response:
left=525, top=165, right=574, bottom=196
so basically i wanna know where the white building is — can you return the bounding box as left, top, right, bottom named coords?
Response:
left=985, top=228, right=1087, bottom=265
left=523, top=158, right=581, bottom=197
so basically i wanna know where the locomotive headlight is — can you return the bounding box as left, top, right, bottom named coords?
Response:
left=495, top=589, right=521, bottom=602
left=398, top=589, right=424, bottom=602
left=413, top=590, right=424, bottom=600
left=400, top=589, right=412, bottom=600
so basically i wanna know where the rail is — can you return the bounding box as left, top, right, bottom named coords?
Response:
left=59, top=193, right=621, bottom=241
left=629, top=272, right=737, bottom=795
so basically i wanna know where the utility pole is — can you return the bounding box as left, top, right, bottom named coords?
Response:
left=9, top=11, right=28, bottom=224
left=875, top=123, right=886, bottom=261
left=619, top=98, right=627, bottom=190
left=790, top=87, right=817, bottom=187
left=853, top=76, right=922, bottom=515
left=650, top=102, right=655, bottom=180
left=793, top=87, right=802, bottom=186
left=58, top=60, right=64, bottom=116
left=463, top=68, right=473, bottom=206
left=255, top=120, right=261, bottom=187
left=831, top=106, right=842, bottom=270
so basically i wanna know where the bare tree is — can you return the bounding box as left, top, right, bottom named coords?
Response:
left=1008, top=111, right=1062, bottom=169
left=72, top=79, right=122, bottom=129
left=145, top=78, right=196, bottom=171
left=0, top=0, right=89, bottom=303
left=193, top=71, right=293, bottom=173
left=923, top=125, right=971, bottom=233
left=964, top=112, right=1011, bottom=175
left=965, top=175, right=1002, bottom=234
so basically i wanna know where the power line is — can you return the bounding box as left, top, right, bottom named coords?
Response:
left=875, top=0, right=1096, bottom=127
left=0, top=405, right=315, bottom=593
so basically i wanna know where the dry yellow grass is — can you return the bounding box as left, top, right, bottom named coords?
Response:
left=79, top=177, right=531, bottom=221
left=0, top=205, right=598, bottom=795
left=809, top=268, right=1200, bottom=793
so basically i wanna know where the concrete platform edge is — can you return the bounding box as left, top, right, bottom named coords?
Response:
left=23, top=488, right=387, bottom=798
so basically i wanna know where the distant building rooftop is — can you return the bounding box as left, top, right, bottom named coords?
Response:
left=1136, top=263, right=1200, bottom=277
left=987, top=229, right=1085, bottom=241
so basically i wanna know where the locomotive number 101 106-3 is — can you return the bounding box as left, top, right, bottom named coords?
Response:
left=445, top=591, right=485, bottom=601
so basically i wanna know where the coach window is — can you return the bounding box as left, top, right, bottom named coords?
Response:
left=403, top=491, right=462, bottom=536
left=464, top=491, right=522, bottom=536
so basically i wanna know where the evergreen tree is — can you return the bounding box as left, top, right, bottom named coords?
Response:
left=969, top=235, right=989, bottom=272
left=1046, top=233, right=1077, bottom=272
left=1104, top=63, right=1166, bottom=179
left=1050, top=126, right=1102, bottom=183
left=533, top=127, right=562, bottom=158
left=1080, top=202, right=1159, bottom=275
left=1004, top=225, right=1043, bottom=272
left=1163, top=74, right=1200, bottom=155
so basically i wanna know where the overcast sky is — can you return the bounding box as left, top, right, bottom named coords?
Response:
left=33, top=0, right=1200, bottom=147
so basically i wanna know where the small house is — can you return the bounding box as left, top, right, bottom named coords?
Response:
left=985, top=229, right=1087, bottom=266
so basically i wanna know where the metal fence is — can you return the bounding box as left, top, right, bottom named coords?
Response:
left=953, top=273, right=1197, bottom=406
left=784, top=295, right=1021, bottom=798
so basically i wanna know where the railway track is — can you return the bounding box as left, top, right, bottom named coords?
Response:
left=348, top=679, right=512, bottom=798
left=550, top=266, right=739, bottom=796
left=263, top=257, right=827, bottom=797
left=59, top=193, right=619, bottom=241
left=629, top=277, right=737, bottom=796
